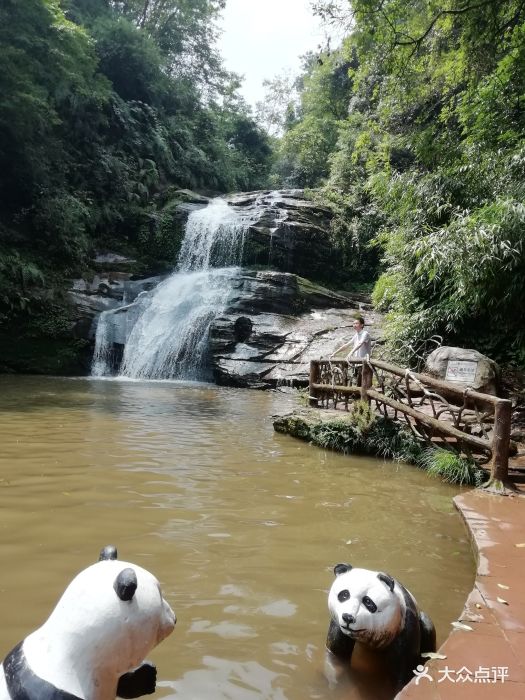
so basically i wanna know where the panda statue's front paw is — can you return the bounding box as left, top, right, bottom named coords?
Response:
left=117, top=662, right=157, bottom=698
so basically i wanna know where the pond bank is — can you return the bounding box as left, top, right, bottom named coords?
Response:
left=273, top=404, right=484, bottom=484
left=399, top=487, right=525, bottom=699
left=275, top=404, right=525, bottom=697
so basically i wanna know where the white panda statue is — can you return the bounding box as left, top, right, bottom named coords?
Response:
left=0, top=546, right=176, bottom=700
left=326, top=563, right=436, bottom=694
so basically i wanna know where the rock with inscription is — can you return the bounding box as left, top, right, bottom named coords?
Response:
left=425, top=346, right=500, bottom=396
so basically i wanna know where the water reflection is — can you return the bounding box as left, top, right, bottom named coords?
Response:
left=160, top=656, right=289, bottom=700
left=0, top=376, right=474, bottom=699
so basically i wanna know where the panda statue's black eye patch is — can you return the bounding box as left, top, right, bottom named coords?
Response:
left=362, top=595, right=377, bottom=613
left=337, top=589, right=350, bottom=602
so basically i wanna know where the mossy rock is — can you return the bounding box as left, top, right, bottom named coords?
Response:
left=273, top=415, right=314, bottom=440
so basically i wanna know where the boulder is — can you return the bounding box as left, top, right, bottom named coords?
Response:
left=169, top=189, right=210, bottom=204
left=425, top=346, right=500, bottom=396
left=92, top=251, right=138, bottom=273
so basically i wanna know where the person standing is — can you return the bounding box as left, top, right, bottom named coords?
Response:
left=349, top=316, right=372, bottom=360
left=329, top=316, right=372, bottom=387
left=331, top=316, right=372, bottom=361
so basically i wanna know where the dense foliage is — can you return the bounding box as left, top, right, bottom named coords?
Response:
left=4, top=0, right=525, bottom=373
left=272, top=0, right=525, bottom=366
left=0, top=0, right=271, bottom=365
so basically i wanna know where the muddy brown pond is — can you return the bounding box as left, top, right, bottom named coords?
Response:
left=0, top=376, right=475, bottom=700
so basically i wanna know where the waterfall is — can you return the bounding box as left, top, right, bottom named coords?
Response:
left=178, top=199, right=247, bottom=271
left=118, top=268, right=237, bottom=380
left=91, top=313, right=113, bottom=377
left=92, top=198, right=250, bottom=380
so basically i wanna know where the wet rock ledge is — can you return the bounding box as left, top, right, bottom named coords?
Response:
left=209, top=270, right=382, bottom=389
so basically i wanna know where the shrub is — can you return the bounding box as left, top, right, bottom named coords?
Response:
left=310, top=409, right=425, bottom=464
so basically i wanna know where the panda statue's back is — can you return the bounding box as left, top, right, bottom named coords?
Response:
left=0, top=546, right=176, bottom=700
left=326, top=563, right=436, bottom=695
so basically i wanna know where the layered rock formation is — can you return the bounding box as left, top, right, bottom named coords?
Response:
left=165, top=189, right=336, bottom=282
left=225, top=190, right=335, bottom=283
left=68, top=261, right=164, bottom=344
left=209, top=270, right=381, bottom=388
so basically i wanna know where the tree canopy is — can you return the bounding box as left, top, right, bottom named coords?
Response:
left=0, top=0, right=271, bottom=330
left=271, top=0, right=525, bottom=366
left=3, top=0, right=525, bottom=372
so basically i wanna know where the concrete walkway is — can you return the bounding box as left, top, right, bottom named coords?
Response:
left=398, top=487, right=525, bottom=699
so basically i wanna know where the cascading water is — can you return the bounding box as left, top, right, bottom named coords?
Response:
left=92, top=198, right=250, bottom=380
left=117, top=268, right=238, bottom=380
left=178, top=198, right=247, bottom=271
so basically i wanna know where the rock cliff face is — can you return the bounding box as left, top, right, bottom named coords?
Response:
left=225, top=190, right=335, bottom=283
left=81, top=267, right=380, bottom=387
left=209, top=270, right=381, bottom=388
left=68, top=191, right=381, bottom=386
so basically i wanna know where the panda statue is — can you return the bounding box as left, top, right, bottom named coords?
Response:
left=326, top=563, right=436, bottom=694
left=0, top=546, right=176, bottom=700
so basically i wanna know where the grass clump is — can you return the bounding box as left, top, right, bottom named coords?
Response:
left=417, top=447, right=485, bottom=486
left=365, top=417, right=424, bottom=463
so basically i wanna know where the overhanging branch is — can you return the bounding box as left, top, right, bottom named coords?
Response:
left=394, top=1, right=497, bottom=49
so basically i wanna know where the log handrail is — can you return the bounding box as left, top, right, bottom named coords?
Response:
left=308, top=358, right=512, bottom=486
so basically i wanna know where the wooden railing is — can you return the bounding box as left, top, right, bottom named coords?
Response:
left=309, top=358, right=512, bottom=484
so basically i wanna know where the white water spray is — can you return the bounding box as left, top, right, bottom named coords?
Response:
left=178, top=199, right=247, bottom=271
left=92, top=198, right=250, bottom=379
left=118, top=268, right=237, bottom=380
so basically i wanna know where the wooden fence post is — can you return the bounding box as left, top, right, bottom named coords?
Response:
left=360, top=361, right=373, bottom=403
left=486, top=398, right=514, bottom=492
left=309, top=360, right=320, bottom=407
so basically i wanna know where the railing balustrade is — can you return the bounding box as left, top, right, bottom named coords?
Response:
left=309, top=358, right=512, bottom=484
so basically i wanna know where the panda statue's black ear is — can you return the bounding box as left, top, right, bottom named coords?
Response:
left=378, top=572, right=395, bottom=592
left=99, top=545, right=118, bottom=561
left=334, top=563, right=352, bottom=576
left=114, top=568, right=138, bottom=601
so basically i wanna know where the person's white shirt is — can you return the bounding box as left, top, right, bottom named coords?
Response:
left=348, top=328, right=371, bottom=359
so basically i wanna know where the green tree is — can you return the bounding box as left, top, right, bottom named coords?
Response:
left=310, top=0, right=525, bottom=364
left=274, top=46, right=355, bottom=187
left=0, top=0, right=272, bottom=372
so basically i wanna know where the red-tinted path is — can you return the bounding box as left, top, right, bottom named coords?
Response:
left=398, top=488, right=525, bottom=699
